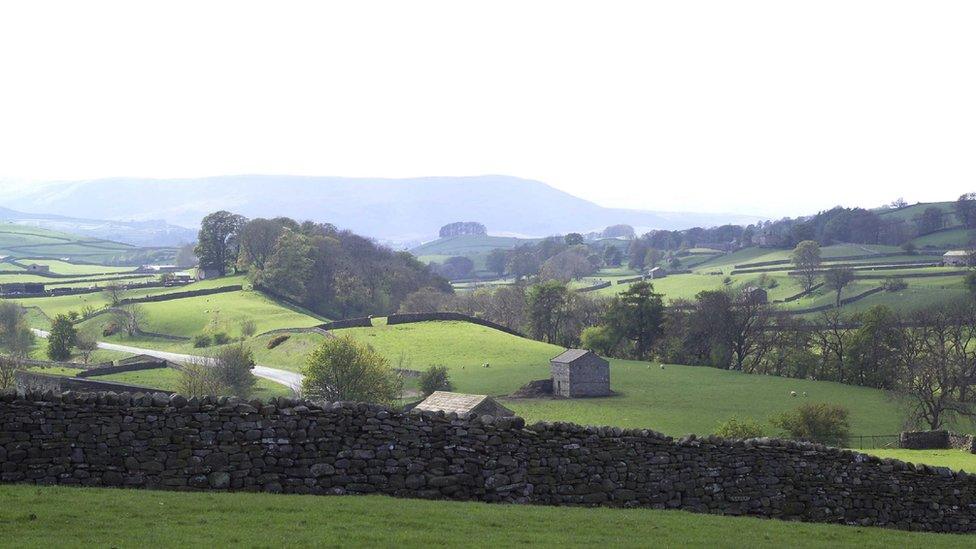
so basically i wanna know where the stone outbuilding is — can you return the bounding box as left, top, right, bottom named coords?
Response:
left=944, top=250, right=971, bottom=267
left=550, top=349, right=611, bottom=398
left=412, top=391, right=514, bottom=417
left=742, top=286, right=768, bottom=304
left=26, top=264, right=51, bottom=273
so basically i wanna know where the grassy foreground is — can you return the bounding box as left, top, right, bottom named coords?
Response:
left=0, top=485, right=971, bottom=548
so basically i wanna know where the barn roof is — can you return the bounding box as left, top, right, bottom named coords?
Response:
left=945, top=250, right=970, bottom=257
left=413, top=391, right=513, bottom=416
left=551, top=349, right=594, bottom=363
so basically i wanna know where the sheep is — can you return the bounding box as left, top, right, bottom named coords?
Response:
left=790, top=391, right=797, bottom=397
left=660, top=364, right=665, bottom=370
left=803, top=391, right=808, bottom=397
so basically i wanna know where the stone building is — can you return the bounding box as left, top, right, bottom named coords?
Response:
left=412, top=391, right=514, bottom=417
left=944, top=250, right=971, bottom=267
left=550, top=349, right=611, bottom=398
left=25, top=263, right=51, bottom=273
left=742, top=286, right=768, bottom=304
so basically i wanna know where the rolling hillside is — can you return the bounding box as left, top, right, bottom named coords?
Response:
left=1, top=176, right=762, bottom=243
left=0, top=222, right=175, bottom=264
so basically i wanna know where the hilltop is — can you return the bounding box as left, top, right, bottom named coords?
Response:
left=1, top=176, right=761, bottom=244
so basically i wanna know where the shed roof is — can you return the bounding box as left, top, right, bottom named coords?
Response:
left=551, top=349, right=595, bottom=363
left=413, top=391, right=512, bottom=416
left=944, top=250, right=970, bottom=257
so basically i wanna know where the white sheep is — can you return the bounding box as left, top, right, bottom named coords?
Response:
left=790, top=391, right=797, bottom=397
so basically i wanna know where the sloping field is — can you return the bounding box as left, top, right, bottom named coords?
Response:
left=323, top=320, right=908, bottom=436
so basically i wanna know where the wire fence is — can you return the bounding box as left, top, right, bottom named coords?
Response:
left=850, top=434, right=900, bottom=450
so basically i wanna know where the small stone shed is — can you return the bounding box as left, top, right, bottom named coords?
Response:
left=742, top=286, right=768, bottom=304
left=26, top=264, right=51, bottom=273
left=550, top=349, right=611, bottom=398
left=412, top=391, right=514, bottom=417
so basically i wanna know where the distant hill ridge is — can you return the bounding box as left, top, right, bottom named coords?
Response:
left=1, top=175, right=762, bottom=244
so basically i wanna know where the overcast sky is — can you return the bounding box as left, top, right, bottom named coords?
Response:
left=1, top=1, right=974, bottom=217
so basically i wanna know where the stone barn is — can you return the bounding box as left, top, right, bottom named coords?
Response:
left=25, top=264, right=51, bottom=273
left=944, top=250, right=971, bottom=267
left=742, top=286, right=768, bottom=304
left=550, top=349, right=611, bottom=398
left=412, top=391, right=514, bottom=417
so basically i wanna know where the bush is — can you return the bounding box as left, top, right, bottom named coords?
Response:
left=419, top=365, right=453, bottom=396
left=102, top=322, right=119, bottom=337
left=212, top=332, right=231, bottom=345
left=267, top=334, right=291, bottom=349
left=882, top=277, right=908, bottom=292
left=193, top=334, right=212, bottom=348
left=178, top=363, right=222, bottom=397
left=240, top=318, right=257, bottom=338
left=46, top=314, right=77, bottom=361
left=770, top=403, right=851, bottom=447
left=180, top=344, right=257, bottom=398
left=301, top=336, right=402, bottom=406
left=714, top=417, right=765, bottom=439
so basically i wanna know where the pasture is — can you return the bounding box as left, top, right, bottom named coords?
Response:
left=316, top=321, right=910, bottom=436
left=3, top=485, right=970, bottom=548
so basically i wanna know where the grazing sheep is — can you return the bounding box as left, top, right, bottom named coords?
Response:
left=483, top=363, right=490, bottom=368
left=660, top=364, right=665, bottom=370
left=803, top=391, right=808, bottom=397
left=790, top=391, right=797, bottom=397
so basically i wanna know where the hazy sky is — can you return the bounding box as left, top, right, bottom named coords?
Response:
left=1, top=1, right=974, bottom=217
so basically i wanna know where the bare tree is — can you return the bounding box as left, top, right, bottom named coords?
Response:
left=103, top=283, right=125, bottom=306
left=0, top=355, right=24, bottom=390
left=823, top=267, right=856, bottom=308
left=112, top=303, right=146, bottom=336
left=75, top=332, right=99, bottom=364
left=898, top=304, right=976, bottom=430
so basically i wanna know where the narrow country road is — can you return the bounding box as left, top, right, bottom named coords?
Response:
left=31, top=329, right=303, bottom=392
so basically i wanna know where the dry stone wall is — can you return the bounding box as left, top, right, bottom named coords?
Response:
left=2, top=391, right=976, bottom=534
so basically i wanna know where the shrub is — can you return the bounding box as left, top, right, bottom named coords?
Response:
left=46, top=314, right=77, bottom=361
left=883, top=277, right=908, bottom=292
left=301, top=336, right=402, bottom=406
left=193, top=334, right=212, bottom=348
left=178, top=362, right=222, bottom=397
left=770, top=403, right=851, bottom=447
left=240, top=318, right=257, bottom=338
left=102, top=322, right=119, bottom=337
left=211, top=344, right=256, bottom=397
left=419, top=365, right=453, bottom=396
left=212, top=332, right=231, bottom=345
left=714, top=417, right=765, bottom=439
left=267, top=334, right=291, bottom=349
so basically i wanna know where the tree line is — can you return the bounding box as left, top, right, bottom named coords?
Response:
left=195, top=211, right=451, bottom=318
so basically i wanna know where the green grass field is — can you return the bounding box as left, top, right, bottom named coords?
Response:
left=911, top=227, right=975, bottom=249
left=12, top=259, right=136, bottom=275
left=863, top=449, right=976, bottom=473
left=315, top=321, right=911, bottom=436
left=0, top=484, right=970, bottom=548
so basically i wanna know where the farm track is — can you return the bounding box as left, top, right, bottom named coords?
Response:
left=31, top=329, right=303, bottom=391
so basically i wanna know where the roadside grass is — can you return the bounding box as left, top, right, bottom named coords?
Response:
left=0, top=484, right=971, bottom=548
left=94, top=367, right=293, bottom=398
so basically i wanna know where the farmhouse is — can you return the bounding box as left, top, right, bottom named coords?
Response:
left=943, top=250, right=971, bottom=267
left=413, top=391, right=514, bottom=417
left=25, top=263, right=51, bottom=273
left=550, top=349, right=611, bottom=398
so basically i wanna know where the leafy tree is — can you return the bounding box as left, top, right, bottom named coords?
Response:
left=580, top=325, right=618, bottom=356
left=211, top=344, right=257, bottom=397
left=604, top=281, right=665, bottom=359
left=564, top=233, right=585, bottom=246
left=47, top=314, right=77, bottom=361
left=506, top=248, right=540, bottom=281
left=103, top=282, right=125, bottom=306
left=823, top=267, right=855, bottom=308
left=602, top=224, right=636, bottom=239
left=0, top=355, right=24, bottom=390
left=915, top=206, right=945, bottom=235
left=603, top=246, right=623, bottom=267
left=845, top=305, right=903, bottom=389
left=714, top=417, right=765, bottom=439
left=771, top=403, right=850, bottom=447
left=254, top=229, right=315, bottom=302
left=539, top=248, right=593, bottom=281
left=301, top=336, right=402, bottom=405
left=526, top=280, right=569, bottom=343
left=956, top=193, right=976, bottom=229
left=967, top=271, right=976, bottom=299
left=419, top=365, right=453, bottom=396
left=0, top=302, right=34, bottom=359
left=438, top=256, right=475, bottom=280
left=486, top=248, right=508, bottom=277
left=237, top=218, right=285, bottom=271
left=791, top=240, right=822, bottom=291
left=174, top=243, right=198, bottom=268
left=195, top=210, right=247, bottom=276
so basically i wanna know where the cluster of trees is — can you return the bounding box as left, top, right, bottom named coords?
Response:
left=478, top=234, right=623, bottom=282
left=439, top=222, right=487, bottom=238
left=195, top=211, right=451, bottom=318
left=620, top=194, right=976, bottom=258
